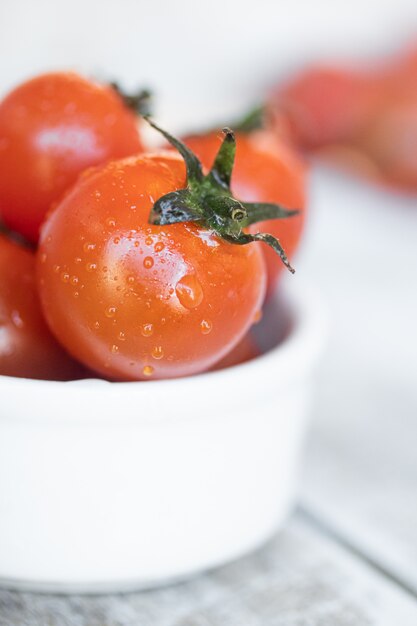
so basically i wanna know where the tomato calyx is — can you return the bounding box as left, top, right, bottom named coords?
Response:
left=109, top=82, right=152, bottom=116
left=145, top=118, right=299, bottom=273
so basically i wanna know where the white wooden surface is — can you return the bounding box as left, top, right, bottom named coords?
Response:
left=299, top=165, right=417, bottom=593
left=1, top=515, right=417, bottom=626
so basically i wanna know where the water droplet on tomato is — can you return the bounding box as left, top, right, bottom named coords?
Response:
left=53, top=264, right=60, bottom=273
left=143, top=257, right=154, bottom=269
left=111, top=344, right=119, bottom=354
left=145, top=236, right=153, bottom=246
left=70, top=275, right=79, bottom=286
left=11, top=310, right=24, bottom=328
left=105, top=306, right=117, bottom=318
left=118, top=331, right=126, bottom=341
left=94, top=190, right=101, bottom=199
left=73, top=291, right=79, bottom=299
left=106, top=217, right=116, bottom=228
left=86, top=263, right=97, bottom=272
left=74, top=257, right=82, bottom=265
left=253, top=309, right=263, bottom=324
left=60, top=272, right=70, bottom=284
left=141, top=323, right=153, bottom=337
left=40, top=252, right=47, bottom=264
left=143, top=365, right=154, bottom=377
left=83, top=242, right=96, bottom=253
left=175, top=274, right=203, bottom=309
left=200, top=319, right=212, bottom=334
left=151, top=346, right=164, bottom=360
left=127, top=275, right=135, bottom=285
left=94, top=321, right=100, bottom=329
left=113, top=236, right=120, bottom=244
left=154, top=241, right=164, bottom=253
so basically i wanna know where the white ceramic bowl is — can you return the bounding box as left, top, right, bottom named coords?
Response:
left=0, top=281, right=324, bottom=593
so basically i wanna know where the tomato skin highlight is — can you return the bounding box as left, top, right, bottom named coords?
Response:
left=37, top=152, right=266, bottom=381
left=0, top=72, right=144, bottom=242
left=184, top=130, right=306, bottom=295
left=0, top=234, right=83, bottom=380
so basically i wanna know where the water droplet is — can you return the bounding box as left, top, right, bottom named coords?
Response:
left=143, top=365, right=154, bottom=377
left=154, top=241, right=165, bottom=253
left=113, top=236, right=120, bottom=244
left=134, top=241, right=140, bottom=248
left=145, top=236, right=153, bottom=246
left=111, top=344, right=119, bottom=354
left=60, top=272, right=70, bottom=284
left=118, top=331, right=126, bottom=341
left=105, top=306, right=117, bottom=318
left=74, top=257, right=82, bottom=265
left=130, top=204, right=137, bottom=210
left=94, top=321, right=100, bottom=329
left=200, top=319, right=212, bottom=334
left=11, top=310, right=24, bottom=328
left=253, top=309, right=262, bottom=324
left=127, top=275, right=135, bottom=285
left=73, top=291, right=79, bottom=298
left=94, top=190, right=101, bottom=199
left=106, top=217, right=116, bottom=228
left=141, top=323, right=153, bottom=337
left=70, top=275, right=79, bottom=286
left=40, top=252, right=47, bottom=264
left=83, top=242, right=96, bottom=253
left=175, top=274, right=203, bottom=309
left=86, top=263, right=97, bottom=272
left=143, top=256, right=154, bottom=269
left=53, top=264, right=60, bottom=273
left=152, top=346, right=164, bottom=360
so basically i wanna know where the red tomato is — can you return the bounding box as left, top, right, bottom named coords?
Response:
left=268, top=47, right=417, bottom=191
left=184, top=130, right=306, bottom=295
left=37, top=152, right=267, bottom=381
left=0, top=234, right=83, bottom=380
left=0, top=72, right=144, bottom=242
left=267, top=66, right=379, bottom=150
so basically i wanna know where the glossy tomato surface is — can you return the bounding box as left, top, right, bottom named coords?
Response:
left=0, top=72, right=144, bottom=242
left=0, top=234, right=83, bottom=380
left=37, top=152, right=266, bottom=381
left=184, top=130, right=306, bottom=295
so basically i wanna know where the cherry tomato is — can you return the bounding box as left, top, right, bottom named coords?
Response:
left=268, top=48, right=417, bottom=191
left=37, top=152, right=267, bottom=381
left=267, top=67, right=377, bottom=150
left=0, top=72, right=144, bottom=242
left=184, top=130, right=306, bottom=295
left=0, top=233, right=83, bottom=380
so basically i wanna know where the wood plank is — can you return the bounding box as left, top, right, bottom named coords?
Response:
left=298, top=165, right=417, bottom=591
left=1, top=514, right=416, bottom=626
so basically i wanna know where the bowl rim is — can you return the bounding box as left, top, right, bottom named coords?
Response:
left=0, top=280, right=325, bottom=398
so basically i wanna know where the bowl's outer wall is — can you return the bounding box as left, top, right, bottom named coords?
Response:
left=0, top=283, right=323, bottom=590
